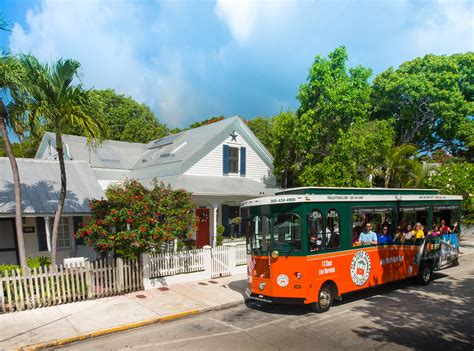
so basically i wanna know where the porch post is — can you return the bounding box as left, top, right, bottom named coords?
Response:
left=212, top=204, right=218, bottom=247
left=44, top=216, right=52, bottom=252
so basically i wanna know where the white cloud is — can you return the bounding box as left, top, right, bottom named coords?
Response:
left=8, top=0, right=194, bottom=127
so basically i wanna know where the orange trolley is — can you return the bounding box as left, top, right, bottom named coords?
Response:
left=241, top=187, right=462, bottom=312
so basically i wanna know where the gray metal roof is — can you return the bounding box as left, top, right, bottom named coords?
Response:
left=0, top=158, right=105, bottom=215
left=37, top=132, right=146, bottom=170
left=140, top=175, right=279, bottom=197
left=133, top=117, right=239, bottom=170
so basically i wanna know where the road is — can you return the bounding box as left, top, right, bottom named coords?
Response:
left=57, top=255, right=473, bottom=351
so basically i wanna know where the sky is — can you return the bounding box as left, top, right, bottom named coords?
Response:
left=1, top=0, right=473, bottom=129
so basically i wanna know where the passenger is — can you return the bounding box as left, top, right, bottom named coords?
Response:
left=439, top=219, right=458, bottom=234
left=357, top=223, right=378, bottom=245
left=402, top=224, right=415, bottom=244
left=352, top=227, right=361, bottom=246
left=393, top=225, right=404, bottom=244
left=309, top=233, right=320, bottom=252
left=431, top=225, right=440, bottom=237
left=414, top=222, right=425, bottom=245
left=377, top=225, right=393, bottom=245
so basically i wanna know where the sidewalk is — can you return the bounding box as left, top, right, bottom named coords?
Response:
left=0, top=274, right=247, bottom=351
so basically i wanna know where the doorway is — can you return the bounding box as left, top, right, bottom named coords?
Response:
left=0, top=219, right=19, bottom=265
left=196, top=208, right=210, bottom=248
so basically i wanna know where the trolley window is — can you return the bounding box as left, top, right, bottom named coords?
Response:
left=273, top=213, right=301, bottom=252
left=326, top=209, right=340, bottom=250
left=308, top=209, right=323, bottom=252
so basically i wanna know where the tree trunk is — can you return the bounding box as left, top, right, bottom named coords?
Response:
left=50, top=125, right=67, bottom=267
left=0, top=99, right=27, bottom=269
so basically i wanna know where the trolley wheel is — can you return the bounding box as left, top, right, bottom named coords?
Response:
left=311, top=283, right=333, bottom=313
left=417, top=263, right=433, bottom=285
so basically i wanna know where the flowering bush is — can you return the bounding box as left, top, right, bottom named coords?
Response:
left=76, top=179, right=197, bottom=259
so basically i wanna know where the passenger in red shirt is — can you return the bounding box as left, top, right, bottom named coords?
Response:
left=439, top=219, right=458, bottom=234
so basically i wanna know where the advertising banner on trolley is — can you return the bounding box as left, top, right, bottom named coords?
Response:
left=424, top=233, right=459, bottom=270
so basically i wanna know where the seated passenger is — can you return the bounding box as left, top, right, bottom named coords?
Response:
left=309, top=232, right=323, bottom=252
left=414, top=222, right=425, bottom=245
left=377, top=225, right=393, bottom=245
left=393, top=225, right=404, bottom=244
left=431, top=225, right=440, bottom=237
left=402, top=224, right=415, bottom=244
left=352, top=227, right=361, bottom=246
left=357, top=223, right=378, bottom=245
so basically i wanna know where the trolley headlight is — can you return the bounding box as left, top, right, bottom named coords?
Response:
left=277, top=274, right=289, bottom=287
left=259, top=282, right=266, bottom=290
left=271, top=250, right=279, bottom=259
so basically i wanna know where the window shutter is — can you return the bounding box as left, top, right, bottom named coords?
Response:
left=73, top=216, right=84, bottom=246
left=223, top=144, right=229, bottom=175
left=35, top=217, right=48, bottom=251
left=240, top=147, right=246, bottom=176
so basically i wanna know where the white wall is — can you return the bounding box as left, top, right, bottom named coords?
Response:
left=184, top=132, right=272, bottom=183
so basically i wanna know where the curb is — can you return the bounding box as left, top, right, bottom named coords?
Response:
left=17, top=300, right=244, bottom=351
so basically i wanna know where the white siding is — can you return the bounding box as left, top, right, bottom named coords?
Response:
left=184, top=132, right=272, bottom=183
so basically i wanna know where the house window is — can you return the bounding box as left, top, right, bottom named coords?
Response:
left=50, top=217, right=72, bottom=249
left=229, top=147, right=239, bottom=173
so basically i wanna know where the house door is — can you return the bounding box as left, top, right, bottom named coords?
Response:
left=196, top=208, right=210, bottom=248
left=0, top=219, right=19, bottom=265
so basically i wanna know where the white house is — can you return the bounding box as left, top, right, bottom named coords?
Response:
left=35, top=116, right=278, bottom=247
left=0, top=159, right=105, bottom=265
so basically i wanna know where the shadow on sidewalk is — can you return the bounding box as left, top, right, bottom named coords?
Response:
left=227, top=279, right=248, bottom=299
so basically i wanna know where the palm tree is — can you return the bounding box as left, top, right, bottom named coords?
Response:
left=0, top=51, right=28, bottom=270
left=17, top=55, right=106, bottom=266
left=375, top=144, right=423, bottom=188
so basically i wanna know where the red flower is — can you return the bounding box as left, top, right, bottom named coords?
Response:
left=141, top=226, right=146, bottom=232
left=127, top=218, right=133, bottom=223
left=111, top=209, right=117, bottom=214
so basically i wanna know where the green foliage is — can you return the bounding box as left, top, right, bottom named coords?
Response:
left=246, top=116, right=275, bottom=154
left=216, top=234, right=224, bottom=246
left=371, top=52, right=474, bottom=155
left=77, top=179, right=197, bottom=259
left=27, top=256, right=51, bottom=269
left=426, top=161, right=474, bottom=222
left=216, top=225, right=225, bottom=235
left=0, top=256, right=52, bottom=274
left=296, top=46, right=372, bottom=164
left=41, top=89, right=168, bottom=144
left=272, top=111, right=300, bottom=188
left=299, top=119, right=395, bottom=187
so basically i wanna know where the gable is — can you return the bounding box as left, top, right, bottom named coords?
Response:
left=183, top=122, right=274, bottom=185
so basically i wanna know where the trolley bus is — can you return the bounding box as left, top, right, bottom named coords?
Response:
left=242, top=187, right=462, bottom=312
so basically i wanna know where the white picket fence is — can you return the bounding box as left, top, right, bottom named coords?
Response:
left=0, top=258, right=142, bottom=314
left=236, top=243, right=247, bottom=266
left=148, top=249, right=205, bottom=278
left=211, top=245, right=231, bottom=278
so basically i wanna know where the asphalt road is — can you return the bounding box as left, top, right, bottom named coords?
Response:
left=57, top=255, right=474, bottom=351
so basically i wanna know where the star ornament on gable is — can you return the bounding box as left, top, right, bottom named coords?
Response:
left=229, top=130, right=238, bottom=142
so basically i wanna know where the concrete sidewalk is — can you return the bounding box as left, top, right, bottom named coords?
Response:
left=0, top=274, right=247, bottom=351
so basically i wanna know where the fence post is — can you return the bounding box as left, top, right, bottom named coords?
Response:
left=116, top=257, right=124, bottom=294
left=141, top=253, right=151, bottom=290
left=84, top=261, right=93, bottom=299
left=203, top=245, right=212, bottom=279
left=227, top=243, right=237, bottom=275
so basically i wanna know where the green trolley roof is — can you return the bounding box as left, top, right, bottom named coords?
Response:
left=276, top=187, right=440, bottom=196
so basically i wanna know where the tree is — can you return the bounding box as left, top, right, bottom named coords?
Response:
left=296, top=46, right=373, bottom=167
left=272, top=111, right=300, bottom=188
left=0, top=51, right=28, bottom=269
left=371, top=53, right=474, bottom=155
left=77, top=179, right=197, bottom=259
left=426, top=161, right=474, bottom=223
left=17, top=55, right=107, bottom=266
left=246, top=116, right=275, bottom=154
left=45, top=89, right=168, bottom=143
left=299, top=119, right=395, bottom=187
left=189, top=116, right=224, bottom=129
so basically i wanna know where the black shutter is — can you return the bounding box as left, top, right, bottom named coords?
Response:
left=222, top=205, right=230, bottom=237
left=35, top=217, right=48, bottom=251
left=223, top=145, right=229, bottom=175
left=240, top=147, right=246, bottom=176
left=73, top=216, right=84, bottom=246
